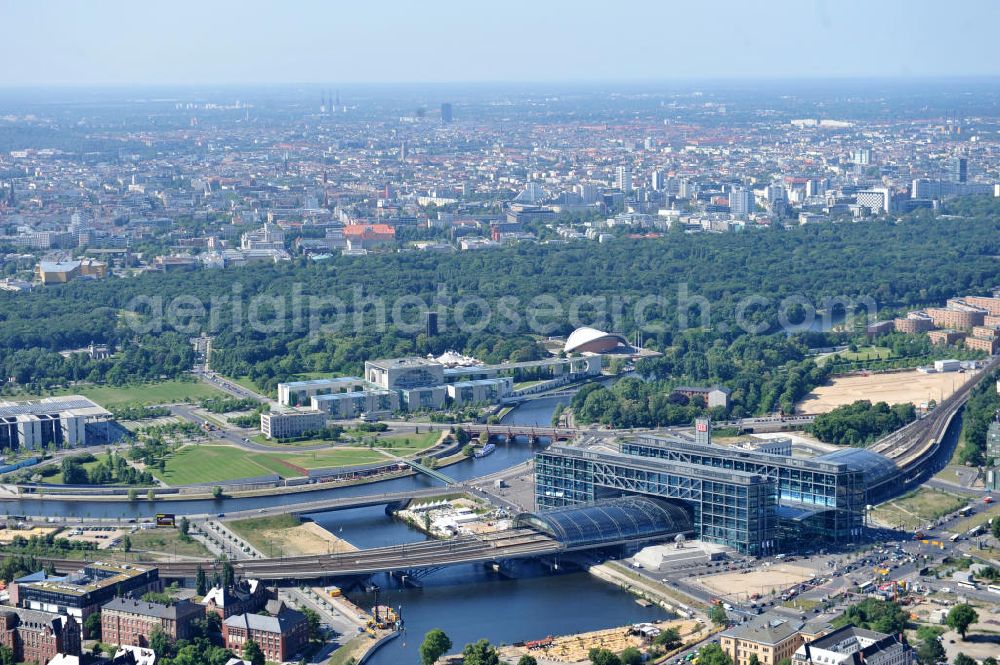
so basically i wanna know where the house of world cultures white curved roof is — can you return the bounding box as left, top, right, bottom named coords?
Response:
left=563, top=327, right=629, bottom=354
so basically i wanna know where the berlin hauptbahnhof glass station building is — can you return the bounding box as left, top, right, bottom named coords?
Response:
left=534, top=434, right=899, bottom=555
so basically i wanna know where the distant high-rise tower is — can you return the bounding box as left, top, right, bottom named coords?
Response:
left=949, top=156, right=968, bottom=183
left=650, top=170, right=664, bottom=192
left=440, top=102, right=453, bottom=124
left=615, top=165, right=632, bottom=195
left=426, top=311, right=439, bottom=337
left=399, top=141, right=407, bottom=162
left=730, top=186, right=754, bottom=218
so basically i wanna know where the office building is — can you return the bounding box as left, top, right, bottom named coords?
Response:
left=535, top=434, right=894, bottom=554
left=278, top=355, right=593, bottom=420
left=856, top=188, right=892, bottom=214
left=440, top=102, right=453, bottom=124
left=651, top=170, right=664, bottom=192
left=14, top=563, right=160, bottom=621
left=260, top=409, right=327, bottom=439
left=240, top=224, right=285, bottom=251
left=222, top=600, right=308, bottom=664
left=615, top=166, right=632, bottom=195
left=730, top=187, right=754, bottom=218
left=722, top=612, right=829, bottom=665
left=792, top=625, right=913, bottom=665
left=0, top=608, right=81, bottom=665
left=278, top=377, right=367, bottom=407
left=949, top=156, right=968, bottom=183
left=0, top=396, right=112, bottom=451
left=310, top=389, right=400, bottom=419
left=101, top=598, right=203, bottom=647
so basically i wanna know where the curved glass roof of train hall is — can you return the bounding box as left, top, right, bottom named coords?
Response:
left=515, top=496, right=693, bottom=548
left=813, top=448, right=899, bottom=486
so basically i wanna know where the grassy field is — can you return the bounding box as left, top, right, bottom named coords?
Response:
left=151, top=443, right=390, bottom=485
left=227, top=514, right=301, bottom=554
left=127, top=527, right=213, bottom=559
left=870, top=488, right=967, bottom=530
left=278, top=448, right=387, bottom=470
left=152, top=445, right=293, bottom=485
left=838, top=346, right=893, bottom=362
left=376, top=430, right=442, bottom=453
left=52, top=380, right=225, bottom=408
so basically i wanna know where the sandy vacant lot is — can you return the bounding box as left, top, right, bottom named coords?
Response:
left=260, top=521, right=357, bottom=556
left=796, top=370, right=968, bottom=414
left=697, top=563, right=817, bottom=600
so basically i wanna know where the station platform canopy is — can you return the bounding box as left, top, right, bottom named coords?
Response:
left=515, top=497, right=693, bottom=548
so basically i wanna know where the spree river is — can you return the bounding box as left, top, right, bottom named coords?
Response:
left=306, top=503, right=667, bottom=665
left=0, top=437, right=546, bottom=519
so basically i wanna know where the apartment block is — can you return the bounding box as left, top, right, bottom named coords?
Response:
left=965, top=335, right=999, bottom=354
left=925, top=305, right=985, bottom=330
left=892, top=313, right=933, bottom=333
left=927, top=330, right=966, bottom=346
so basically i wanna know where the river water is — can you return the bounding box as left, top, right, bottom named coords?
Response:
left=0, top=438, right=546, bottom=519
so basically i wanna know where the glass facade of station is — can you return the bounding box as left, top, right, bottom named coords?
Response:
left=536, top=434, right=888, bottom=553
left=535, top=446, right=777, bottom=555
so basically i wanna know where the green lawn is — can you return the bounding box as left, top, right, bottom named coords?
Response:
left=127, top=528, right=213, bottom=558
left=838, top=346, right=893, bottom=362
left=49, top=380, right=226, bottom=408
left=153, top=445, right=291, bottom=485
left=375, top=430, right=442, bottom=453
left=279, top=448, right=387, bottom=470
left=151, top=444, right=390, bottom=485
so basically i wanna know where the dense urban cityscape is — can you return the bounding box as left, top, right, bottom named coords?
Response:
left=1, top=2, right=1000, bottom=665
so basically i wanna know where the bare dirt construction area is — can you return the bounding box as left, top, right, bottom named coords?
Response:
left=796, top=370, right=967, bottom=414
left=696, top=563, right=817, bottom=600
left=270, top=521, right=357, bottom=556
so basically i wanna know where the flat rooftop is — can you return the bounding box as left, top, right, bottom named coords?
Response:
left=0, top=395, right=110, bottom=419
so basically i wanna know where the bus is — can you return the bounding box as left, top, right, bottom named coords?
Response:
left=949, top=533, right=961, bottom=543
left=959, top=505, right=975, bottom=517
left=988, top=584, right=1000, bottom=595
left=957, top=581, right=977, bottom=591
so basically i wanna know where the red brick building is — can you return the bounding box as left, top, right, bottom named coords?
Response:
left=222, top=600, right=308, bottom=663
left=101, top=598, right=203, bottom=647
left=201, top=579, right=268, bottom=619
left=0, top=608, right=81, bottom=665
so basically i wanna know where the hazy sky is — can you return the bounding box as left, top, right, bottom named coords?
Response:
left=2, top=0, right=998, bottom=87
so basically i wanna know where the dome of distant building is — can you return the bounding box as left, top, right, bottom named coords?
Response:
left=564, top=327, right=629, bottom=354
